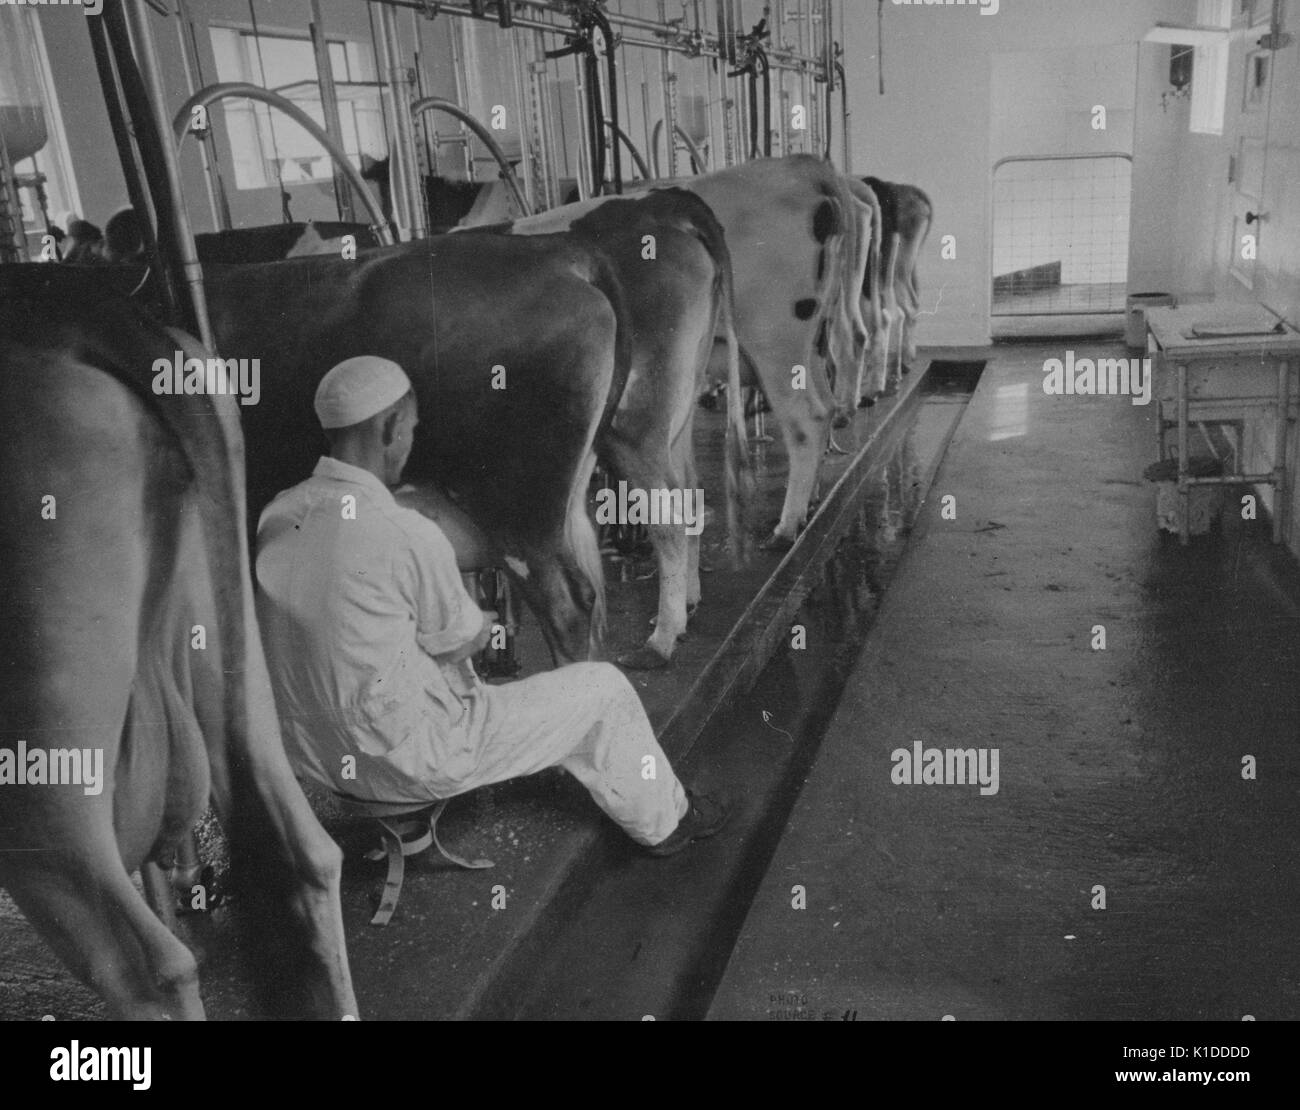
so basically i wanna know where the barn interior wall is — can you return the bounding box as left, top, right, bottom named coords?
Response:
left=846, top=0, right=1195, bottom=349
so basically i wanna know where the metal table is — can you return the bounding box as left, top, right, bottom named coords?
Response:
left=1146, top=303, right=1300, bottom=545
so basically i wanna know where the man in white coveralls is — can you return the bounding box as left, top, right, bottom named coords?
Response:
left=255, top=355, right=729, bottom=855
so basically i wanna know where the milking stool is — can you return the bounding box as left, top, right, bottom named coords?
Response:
left=337, top=795, right=494, bottom=926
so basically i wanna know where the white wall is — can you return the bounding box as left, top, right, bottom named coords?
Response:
left=846, top=0, right=1196, bottom=347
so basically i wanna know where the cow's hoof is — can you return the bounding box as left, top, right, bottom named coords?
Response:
left=618, top=645, right=673, bottom=670
left=760, top=531, right=796, bottom=553
left=858, top=395, right=876, bottom=409
left=831, top=411, right=851, bottom=430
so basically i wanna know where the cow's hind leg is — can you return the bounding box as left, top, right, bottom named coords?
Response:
left=757, top=337, right=834, bottom=549
left=0, top=365, right=202, bottom=1018
left=3, top=838, right=203, bottom=1019
left=507, top=450, right=607, bottom=666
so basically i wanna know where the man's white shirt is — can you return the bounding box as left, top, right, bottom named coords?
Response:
left=255, top=456, right=486, bottom=801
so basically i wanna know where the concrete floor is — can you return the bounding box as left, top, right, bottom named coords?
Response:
left=709, top=342, right=1300, bottom=1021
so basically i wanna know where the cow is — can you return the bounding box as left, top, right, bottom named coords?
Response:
left=642, top=155, right=871, bottom=548
left=0, top=265, right=357, bottom=1020
left=860, top=177, right=934, bottom=398
left=459, top=187, right=751, bottom=668
left=199, top=233, right=634, bottom=668
left=830, top=177, right=883, bottom=428
left=359, top=155, right=529, bottom=234
left=193, top=221, right=384, bottom=265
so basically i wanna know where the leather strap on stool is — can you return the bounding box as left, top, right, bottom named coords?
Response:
left=341, top=797, right=494, bottom=927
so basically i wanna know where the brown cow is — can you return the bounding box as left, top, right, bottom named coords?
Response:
left=0, top=265, right=356, bottom=1019
left=460, top=187, right=751, bottom=668
left=201, top=233, right=634, bottom=667
left=861, top=177, right=934, bottom=396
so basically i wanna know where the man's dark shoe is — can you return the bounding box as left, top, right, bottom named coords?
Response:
left=646, top=790, right=732, bottom=857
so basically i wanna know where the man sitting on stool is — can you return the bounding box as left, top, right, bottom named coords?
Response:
left=255, top=355, right=729, bottom=856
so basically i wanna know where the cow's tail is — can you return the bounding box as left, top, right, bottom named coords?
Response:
left=671, top=190, right=754, bottom=565
left=719, top=248, right=754, bottom=565
left=811, top=181, right=850, bottom=413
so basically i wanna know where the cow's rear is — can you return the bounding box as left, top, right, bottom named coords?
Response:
left=0, top=268, right=356, bottom=1020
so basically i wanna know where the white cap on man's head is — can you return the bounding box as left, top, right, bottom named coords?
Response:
left=314, top=355, right=413, bottom=429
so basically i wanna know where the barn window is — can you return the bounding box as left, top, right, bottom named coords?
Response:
left=208, top=27, right=385, bottom=191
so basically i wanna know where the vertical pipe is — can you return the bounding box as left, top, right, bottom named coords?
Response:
left=309, top=0, right=355, bottom=223
left=507, top=25, right=535, bottom=212
left=119, top=0, right=212, bottom=346
left=376, top=3, right=425, bottom=240
left=173, top=0, right=223, bottom=231
left=658, top=0, right=677, bottom=176
left=448, top=16, right=474, bottom=180
left=87, top=12, right=159, bottom=272
left=573, top=52, right=592, bottom=200
left=532, top=31, right=557, bottom=208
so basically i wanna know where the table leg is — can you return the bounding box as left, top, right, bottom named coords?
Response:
left=1178, top=362, right=1189, bottom=546
left=1275, top=359, right=1290, bottom=544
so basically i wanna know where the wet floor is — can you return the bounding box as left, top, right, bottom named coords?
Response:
left=709, top=342, right=1300, bottom=1021
left=490, top=377, right=974, bottom=1019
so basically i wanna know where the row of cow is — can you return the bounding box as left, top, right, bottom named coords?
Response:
left=0, top=155, right=930, bottom=1019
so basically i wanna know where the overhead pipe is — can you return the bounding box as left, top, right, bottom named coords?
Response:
left=171, top=84, right=394, bottom=245
left=373, top=0, right=829, bottom=73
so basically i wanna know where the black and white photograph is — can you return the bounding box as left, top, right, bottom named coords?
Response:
left=0, top=0, right=1295, bottom=1073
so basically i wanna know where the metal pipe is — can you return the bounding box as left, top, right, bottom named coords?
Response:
left=117, top=0, right=213, bottom=346
left=447, top=13, right=475, bottom=180
left=507, top=25, right=535, bottom=211
left=87, top=11, right=162, bottom=276
left=836, top=57, right=850, bottom=171
left=310, top=0, right=356, bottom=223
left=172, top=83, right=394, bottom=245
left=174, top=0, right=224, bottom=231
left=582, top=4, right=622, bottom=193
left=369, top=0, right=826, bottom=70
left=377, top=2, right=427, bottom=239
left=606, top=120, right=650, bottom=180
left=650, top=118, right=705, bottom=177
left=659, top=0, right=678, bottom=177
left=410, top=97, right=532, bottom=215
